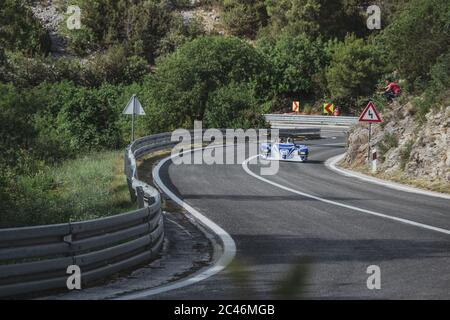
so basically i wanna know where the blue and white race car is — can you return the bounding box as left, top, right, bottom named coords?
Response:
left=260, top=140, right=309, bottom=162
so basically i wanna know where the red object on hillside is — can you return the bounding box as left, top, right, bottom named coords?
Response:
left=387, top=82, right=401, bottom=95
left=334, top=107, right=341, bottom=116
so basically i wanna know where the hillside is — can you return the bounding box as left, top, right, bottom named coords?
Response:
left=343, top=100, right=449, bottom=193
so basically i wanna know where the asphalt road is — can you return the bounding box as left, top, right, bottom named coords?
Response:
left=150, top=132, right=450, bottom=299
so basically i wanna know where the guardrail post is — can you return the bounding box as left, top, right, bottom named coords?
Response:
left=136, top=186, right=145, bottom=209
left=127, top=177, right=137, bottom=203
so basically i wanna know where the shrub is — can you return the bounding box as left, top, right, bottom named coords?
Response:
left=222, top=0, right=269, bottom=38
left=380, top=0, right=450, bottom=85
left=415, top=51, right=450, bottom=122
left=325, top=35, right=386, bottom=112
left=204, top=82, right=268, bottom=128
left=264, top=0, right=367, bottom=39
left=144, top=36, right=268, bottom=131
left=56, top=84, right=125, bottom=152
left=156, top=13, right=205, bottom=57
left=0, top=0, right=51, bottom=55
left=4, top=51, right=55, bottom=87
left=62, top=0, right=176, bottom=62
left=257, top=32, right=327, bottom=100
left=82, top=45, right=149, bottom=86
left=0, top=83, right=40, bottom=168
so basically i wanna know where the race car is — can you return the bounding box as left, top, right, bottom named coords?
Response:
left=260, top=140, right=309, bottom=162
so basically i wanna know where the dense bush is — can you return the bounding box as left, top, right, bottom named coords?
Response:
left=0, top=81, right=129, bottom=169
left=381, top=0, right=450, bottom=85
left=0, top=0, right=51, bottom=55
left=0, top=84, right=39, bottom=169
left=257, top=32, right=327, bottom=100
left=55, top=84, right=125, bottom=152
left=221, top=0, right=269, bottom=38
left=144, top=36, right=268, bottom=131
left=4, top=47, right=148, bottom=88
left=414, top=51, right=450, bottom=122
left=264, top=0, right=367, bottom=39
left=82, top=45, right=149, bottom=86
left=204, top=82, right=268, bottom=128
left=325, top=35, right=386, bottom=111
left=61, top=0, right=201, bottom=61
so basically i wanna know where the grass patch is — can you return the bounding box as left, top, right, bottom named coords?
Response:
left=0, top=151, right=136, bottom=228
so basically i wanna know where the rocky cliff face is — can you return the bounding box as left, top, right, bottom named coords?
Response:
left=344, top=103, right=450, bottom=187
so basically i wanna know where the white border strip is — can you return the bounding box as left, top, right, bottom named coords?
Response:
left=243, top=156, right=450, bottom=236
left=116, top=146, right=236, bottom=300
left=326, top=154, right=450, bottom=200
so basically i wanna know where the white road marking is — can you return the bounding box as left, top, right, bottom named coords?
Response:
left=116, top=146, right=236, bottom=300
left=243, top=155, right=450, bottom=236
left=327, top=154, right=450, bottom=200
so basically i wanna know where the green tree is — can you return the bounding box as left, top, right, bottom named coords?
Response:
left=204, top=83, right=267, bottom=128
left=0, top=84, right=38, bottom=168
left=380, top=0, right=450, bottom=85
left=56, top=84, right=124, bottom=152
left=145, top=36, right=267, bottom=130
left=82, top=45, right=148, bottom=86
left=257, top=32, right=327, bottom=99
left=325, top=35, right=386, bottom=109
left=222, top=0, right=269, bottom=38
left=0, top=0, right=51, bottom=55
left=264, top=0, right=366, bottom=39
left=63, top=0, right=178, bottom=61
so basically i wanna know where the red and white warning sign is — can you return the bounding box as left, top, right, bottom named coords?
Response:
left=292, top=101, right=300, bottom=113
left=359, top=101, right=382, bottom=123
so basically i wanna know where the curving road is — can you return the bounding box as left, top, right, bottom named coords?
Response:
left=146, top=131, right=450, bottom=300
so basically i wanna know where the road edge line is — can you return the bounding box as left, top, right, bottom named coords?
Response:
left=326, top=153, right=450, bottom=200
left=115, top=146, right=236, bottom=300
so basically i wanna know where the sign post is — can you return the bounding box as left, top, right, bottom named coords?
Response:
left=358, top=101, right=382, bottom=169
left=123, top=95, right=146, bottom=142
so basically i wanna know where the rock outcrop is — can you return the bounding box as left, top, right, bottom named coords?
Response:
left=344, top=102, right=449, bottom=185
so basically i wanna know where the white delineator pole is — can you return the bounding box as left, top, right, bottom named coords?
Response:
left=372, top=148, right=377, bottom=173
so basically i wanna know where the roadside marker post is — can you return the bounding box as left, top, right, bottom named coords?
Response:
left=323, top=103, right=335, bottom=115
left=358, top=101, right=382, bottom=170
left=123, top=95, right=146, bottom=142
left=372, top=149, right=378, bottom=173
left=292, top=101, right=300, bottom=113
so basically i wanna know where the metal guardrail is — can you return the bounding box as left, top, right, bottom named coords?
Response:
left=0, top=136, right=172, bottom=299
left=265, top=114, right=358, bottom=128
